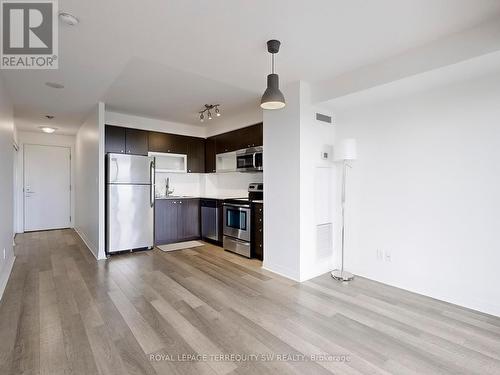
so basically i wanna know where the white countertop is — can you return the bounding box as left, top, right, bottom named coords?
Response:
left=155, top=195, right=246, bottom=201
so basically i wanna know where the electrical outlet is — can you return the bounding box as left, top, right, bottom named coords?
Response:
left=384, top=251, right=392, bottom=262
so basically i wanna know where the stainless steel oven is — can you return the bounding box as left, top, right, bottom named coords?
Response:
left=223, top=201, right=251, bottom=257
left=236, top=146, right=263, bottom=172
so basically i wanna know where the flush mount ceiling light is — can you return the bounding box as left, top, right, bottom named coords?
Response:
left=45, top=82, right=64, bottom=89
left=261, top=39, right=286, bottom=110
left=39, top=126, right=57, bottom=134
left=59, top=11, right=79, bottom=26
left=199, top=104, right=221, bottom=122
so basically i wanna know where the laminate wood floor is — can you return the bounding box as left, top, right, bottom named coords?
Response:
left=1, top=229, right=500, bottom=375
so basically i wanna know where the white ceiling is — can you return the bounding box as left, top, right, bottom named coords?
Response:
left=321, top=51, right=500, bottom=112
left=3, top=0, right=500, bottom=134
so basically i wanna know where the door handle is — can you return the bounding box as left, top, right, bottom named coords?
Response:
left=150, top=160, right=155, bottom=207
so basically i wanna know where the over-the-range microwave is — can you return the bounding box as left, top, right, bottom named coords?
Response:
left=236, top=146, right=263, bottom=172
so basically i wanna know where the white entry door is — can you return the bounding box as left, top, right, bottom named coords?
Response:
left=24, top=144, right=71, bottom=232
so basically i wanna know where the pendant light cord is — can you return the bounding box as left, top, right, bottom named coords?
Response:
left=271, top=53, right=275, bottom=74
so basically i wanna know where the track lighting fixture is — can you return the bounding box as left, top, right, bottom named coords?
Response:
left=199, top=104, right=221, bottom=122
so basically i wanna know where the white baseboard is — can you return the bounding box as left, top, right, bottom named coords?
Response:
left=262, top=262, right=300, bottom=282
left=74, top=227, right=99, bottom=260
left=0, top=256, right=16, bottom=301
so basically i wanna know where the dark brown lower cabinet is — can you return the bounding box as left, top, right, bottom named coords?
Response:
left=252, top=202, right=263, bottom=260
left=155, top=198, right=200, bottom=245
left=179, top=199, right=200, bottom=239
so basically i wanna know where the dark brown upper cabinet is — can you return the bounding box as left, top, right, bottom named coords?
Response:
left=214, top=123, right=263, bottom=154
left=186, top=137, right=205, bottom=173
left=215, top=130, right=237, bottom=154
left=125, top=128, right=149, bottom=155
left=241, top=123, right=263, bottom=149
left=105, top=126, right=148, bottom=155
left=105, top=125, right=126, bottom=154
left=148, top=132, right=188, bottom=154
left=205, top=137, right=216, bottom=173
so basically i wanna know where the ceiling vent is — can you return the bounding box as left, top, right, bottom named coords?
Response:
left=316, top=113, right=333, bottom=124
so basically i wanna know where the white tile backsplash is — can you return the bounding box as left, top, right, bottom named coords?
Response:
left=155, top=172, right=203, bottom=197
left=155, top=171, right=263, bottom=198
left=204, top=172, right=263, bottom=197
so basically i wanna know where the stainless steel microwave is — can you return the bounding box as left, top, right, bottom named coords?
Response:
left=236, top=146, right=263, bottom=172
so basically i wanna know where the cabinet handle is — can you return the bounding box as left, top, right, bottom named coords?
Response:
left=259, top=208, right=262, bottom=212
left=259, top=219, right=262, bottom=222
left=121, top=150, right=124, bottom=153
left=259, top=229, right=262, bottom=232
left=259, top=244, right=262, bottom=248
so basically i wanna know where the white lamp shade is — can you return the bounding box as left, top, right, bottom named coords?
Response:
left=334, top=138, right=357, bottom=161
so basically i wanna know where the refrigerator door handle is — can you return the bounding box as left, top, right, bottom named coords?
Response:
left=108, top=156, right=120, bottom=182
left=150, top=159, right=155, bottom=207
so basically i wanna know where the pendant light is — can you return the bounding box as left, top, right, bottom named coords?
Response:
left=261, top=39, right=286, bottom=110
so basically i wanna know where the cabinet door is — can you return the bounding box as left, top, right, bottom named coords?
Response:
left=155, top=200, right=178, bottom=244
left=187, top=137, right=205, bottom=173
left=178, top=199, right=200, bottom=240
left=252, top=203, right=264, bottom=260
left=125, top=128, right=149, bottom=155
left=149, top=132, right=188, bottom=154
left=205, top=137, right=216, bottom=173
left=246, top=123, right=263, bottom=148
left=105, top=126, right=126, bottom=154
left=234, top=123, right=263, bottom=150
left=149, top=132, right=168, bottom=153
left=215, top=131, right=235, bottom=154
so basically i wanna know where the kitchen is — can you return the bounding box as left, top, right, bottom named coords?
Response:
left=105, top=122, right=265, bottom=260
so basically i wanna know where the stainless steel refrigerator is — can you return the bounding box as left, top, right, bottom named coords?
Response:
left=106, top=153, right=155, bottom=254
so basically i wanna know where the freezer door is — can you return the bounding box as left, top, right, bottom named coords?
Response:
left=107, top=153, right=154, bottom=184
left=107, top=184, right=154, bottom=253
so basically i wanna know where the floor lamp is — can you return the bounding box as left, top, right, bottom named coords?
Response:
left=331, top=138, right=357, bottom=282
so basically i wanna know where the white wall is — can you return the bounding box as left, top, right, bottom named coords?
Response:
left=333, top=73, right=500, bottom=316
left=298, top=84, right=336, bottom=281
left=0, top=75, right=16, bottom=300
left=75, top=103, right=106, bottom=260
left=15, top=132, right=76, bottom=233
left=263, top=81, right=337, bottom=282
left=263, top=82, right=302, bottom=280
left=106, top=111, right=206, bottom=138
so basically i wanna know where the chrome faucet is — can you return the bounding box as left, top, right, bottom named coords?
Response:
left=165, top=177, right=174, bottom=196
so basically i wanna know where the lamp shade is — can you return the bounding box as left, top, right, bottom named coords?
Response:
left=260, top=74, right=286, bottom=109
left=334, top=138, right=357, bottom=161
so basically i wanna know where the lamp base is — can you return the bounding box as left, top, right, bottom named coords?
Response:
left=331, top=270, right=354, bottom=282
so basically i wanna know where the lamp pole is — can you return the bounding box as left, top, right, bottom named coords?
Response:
left=332, top=159, right=354, bottom=281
